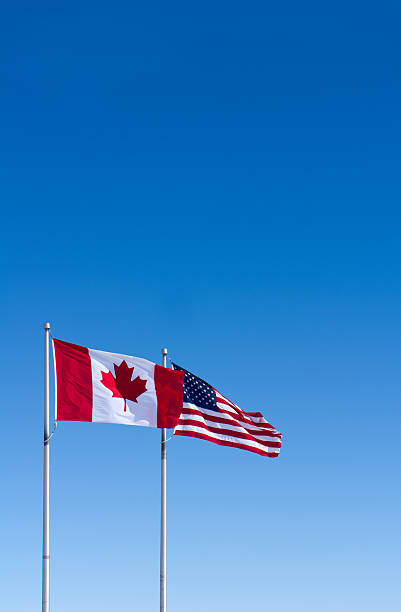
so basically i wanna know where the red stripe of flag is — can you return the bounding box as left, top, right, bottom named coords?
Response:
left=211, top=403, right=281, bottom=432
left=215, top=392, right=266, bottom=417
left=177, top=418, right=282, bottom=448
left=175, top=429, right=280, bottom=457
left=155, top=364, right=185, bottom=428
left=53, top=339, right=93, bottom=422
left=180, top=407, right=280, bottom=435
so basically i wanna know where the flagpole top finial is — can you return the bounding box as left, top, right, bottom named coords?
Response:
left=161, top=347, right=168, bottom=356
left=44, top=322, right=51, bottom=330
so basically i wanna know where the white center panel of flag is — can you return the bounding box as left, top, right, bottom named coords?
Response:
left=89, top=348, right=158, bottom=427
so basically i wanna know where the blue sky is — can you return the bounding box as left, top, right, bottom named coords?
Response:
left=1, top=1, right=400, bottom=611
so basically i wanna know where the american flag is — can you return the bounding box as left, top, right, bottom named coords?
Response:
left=172, top=364, right=282, bottom=458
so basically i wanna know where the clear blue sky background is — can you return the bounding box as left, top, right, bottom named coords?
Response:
left=1, top=2, right=400, bottom=611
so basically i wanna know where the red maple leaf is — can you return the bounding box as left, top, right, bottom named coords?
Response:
left=101, top=360, right=147, bottom=412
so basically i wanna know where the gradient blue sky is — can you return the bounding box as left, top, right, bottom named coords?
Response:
left=1, top=2, right=400, bottom=611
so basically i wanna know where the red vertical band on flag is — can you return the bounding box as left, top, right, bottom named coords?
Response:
left=155, top=365, right=184, bottom=428
left=53, top=339, right=93, bottom=422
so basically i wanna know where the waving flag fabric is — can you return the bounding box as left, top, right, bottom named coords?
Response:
left=53, top=339, right=184, bottom=428
left=172, top=364, right=282, bottom=458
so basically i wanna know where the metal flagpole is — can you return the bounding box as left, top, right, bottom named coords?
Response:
left=42, top=322, right=51, bottom=612
left=160, top=347, right=168, bottom=612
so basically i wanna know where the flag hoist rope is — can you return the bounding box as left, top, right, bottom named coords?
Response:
left=160, top=347, right=168, bottom=612
left=42, top=322, right=51, bottom=612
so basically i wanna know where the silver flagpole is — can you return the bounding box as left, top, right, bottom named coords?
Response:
left=42, top=322, right=51, bottom=612
left=160, top=347, right=168, bottom=612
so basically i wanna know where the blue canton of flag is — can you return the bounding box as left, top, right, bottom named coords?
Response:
left=172, top=365, right=217, bottom=410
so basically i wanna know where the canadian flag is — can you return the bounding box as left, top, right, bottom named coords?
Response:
left=52, top=339, right=184, bottom=428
